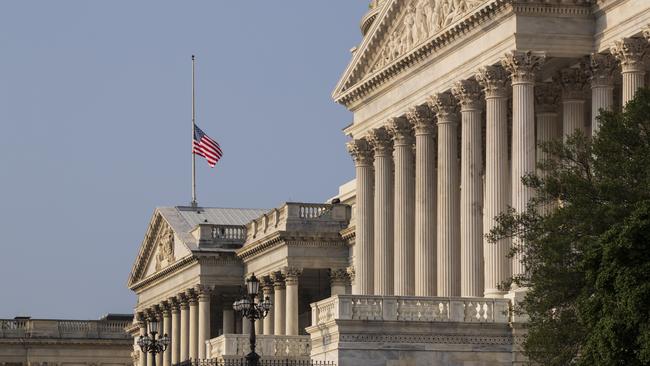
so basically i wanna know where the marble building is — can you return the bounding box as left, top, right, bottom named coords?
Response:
left=128, top=0, right=650, bottom=365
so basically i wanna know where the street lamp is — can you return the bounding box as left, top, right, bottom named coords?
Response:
left=233, top=274, right=272, bottom=366
left=137, top=318, right=170, bottom=366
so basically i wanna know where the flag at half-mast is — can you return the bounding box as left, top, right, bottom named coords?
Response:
left=193, top=125, right=222, bottom=167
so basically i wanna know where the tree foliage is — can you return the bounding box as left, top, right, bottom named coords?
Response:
left=487, top=89, right=650, bottom=365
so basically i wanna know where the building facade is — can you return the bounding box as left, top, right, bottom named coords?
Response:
left=128, top=0, right=650, bottom=365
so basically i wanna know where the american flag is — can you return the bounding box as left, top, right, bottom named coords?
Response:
left=193, top=125, right=222, bottom=167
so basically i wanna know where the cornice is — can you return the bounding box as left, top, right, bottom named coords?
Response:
left=334, top=0, right=594, bottom=109
left=129, top=255, right=196, bottom=291
left=237, top=231, right=347, bottom=261
left=340, top=226, right=356, bottom=242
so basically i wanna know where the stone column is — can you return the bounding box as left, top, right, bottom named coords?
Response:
left=241, top=313, right=250, bottom=334
left=330, top=268, right=349, bottom=295
left=388, top=117, right=416, bottom=296
left=222, top=308, right=235, bottom=334
left=558, top=68, right=587, bottom=137
left=137, top=314, right=147, bottom=366
left=346, top=138, right=375, bottom=295
left=408, top=105, right=437, bottom=296
left=368, top=127, right=394, bottom=296
left=170, top=300, right=180, bottom=365
left=162, top=304, right=172, bottom=366
left=255, top=307, right=263, bottom=336
left=284, top=267, right=302, bottom=336
left=154, top=311, right=163, bottom=366
left=271, top=273, right=286, bottom=336
left=179, top=296, right=190, bottom=361
left=611, top=37, right=647, bottom=105
left=262, top=277, right=274, bottom=335
left=502, top=50, right=545, bottom=279
left=188, top=294, right=199, bottom=360
left=588, top=53, right=616, bottom=134
left=428, top=91, right=460, bottom=297
left=535, top=83, right=561, bottom=167
left=476, top=65, right=510, bottom=297
left=197, top=286, right=211, bottom=359
left=452, top=79, right=485, bottom=298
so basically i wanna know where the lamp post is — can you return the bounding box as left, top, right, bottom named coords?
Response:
left=137, top=318, right=170, bottom=366
left=233, top=274, right=272, bottom=366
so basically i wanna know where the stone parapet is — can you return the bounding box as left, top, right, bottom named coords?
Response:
left=0, top=318, right=132, bottom=339
left=206, top=334, right=311, bottom=360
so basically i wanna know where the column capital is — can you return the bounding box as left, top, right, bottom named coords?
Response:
left=501, top=50, right=545, bottom=84
left=367, top=127, right=393, bottom=156
left=346, top=138, right=374, bottom=166
left=329, top=268, right=350, bottom=287
left=261, top=275, right=275, bottom=292
left=346, top=266, right=356, bottom=283
left=388, top=116, right=414, bottom=145
left=169, top=297, right=181, bottom=313
left=452, top=79, right=483, bottom=111
left=588, top=53, right=617, bottom=88
left=535, top=82, right=560, bottom=114
left=611, top=37, right=647, bottom=73
left=177, top=292, right=190, bottom=309
left=406, top=105, right=436, bottom=135
left=427, top=91, right=458, bottom=123
left=283, top=267, right=302, bottom=285
left=195, top=285, right=212, bottom=301
left=476, top=65, right=509, bottom=98
left=270, top=271, right=286, bottom=290
left=558, top=68, right=587, bottom=100
left=161, top=301, right=171, bottom=317
left=186, top=289, right=199, bottom=305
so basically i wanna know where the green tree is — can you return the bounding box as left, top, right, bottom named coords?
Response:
left=488, top=89, right=650, bottom=365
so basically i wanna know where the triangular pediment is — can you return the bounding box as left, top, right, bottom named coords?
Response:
left=333, top=0, right=491, bottom=106
left=127, top=210, right=192, bottom=288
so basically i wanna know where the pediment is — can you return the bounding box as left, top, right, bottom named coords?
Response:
left=333, top=0, right=491, bottom=106
left=127, top=211, right=191, bottom=287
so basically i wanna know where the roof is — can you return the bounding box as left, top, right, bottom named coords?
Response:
left=157, top=206, right=268, bottom=251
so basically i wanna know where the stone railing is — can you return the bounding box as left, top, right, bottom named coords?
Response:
left=245, top=203, right=351, bottom=243
left=191, top=224, right=248, bottom=248
left=0, top=318, right=131, bottom=339
left=207, top=334, right=311, bottom=360
left=310, top=295, right=511, bottom=326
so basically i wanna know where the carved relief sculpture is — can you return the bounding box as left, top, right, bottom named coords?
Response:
left=155, top=225, right=175, bottom=271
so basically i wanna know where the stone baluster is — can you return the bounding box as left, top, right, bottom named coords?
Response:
left=188, top=291, right=199, bottom=360
left=179, top=295, right=190, bottom=361
left=427, top=91, right=460, bottom=297
left=170, top=299, right=181, bottom=365
left=261, top=277, right=275, bottom=335
left=284, top=267, right=302, bottom=336
left=197, top=285, right=211, bottom=359
left=388, top=116, right=416, bottom=296
left=367, top=127, right=394, bottom=296
left=162, top=303, right=172, bottom=366
left=476, top=65, right=510, bottom=297
left=502, top=50, right=545, bottom=279
left=270, top=272, right=286, bottom=335
left=558, top=68, right=587, bottom=137
left=588, top=53, right=616, bottom=134
left=407, top=104, right=437, bottom=296
left=611, top=37, right=647, bottom=105
left=330, top=268, right=349, bottom=295
left=452, top=79, right=485, bottom=298
left=346, top=138, right=375, bottom=295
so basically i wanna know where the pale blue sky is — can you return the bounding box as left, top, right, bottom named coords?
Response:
left=0, top=1, right=368, bottom=319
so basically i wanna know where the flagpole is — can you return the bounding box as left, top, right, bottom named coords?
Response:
left=191, top=55, right=198, bottom=208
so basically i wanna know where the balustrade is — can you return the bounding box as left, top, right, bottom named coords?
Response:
left=207, top=334, right=311, bottom=360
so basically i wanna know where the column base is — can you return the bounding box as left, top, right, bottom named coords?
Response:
left=483, top=288, right=508, bottom=298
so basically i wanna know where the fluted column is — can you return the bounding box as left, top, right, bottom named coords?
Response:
left=368, top=127, right=394, bottom=295
left=241, top=312, right=250, bottom=334
left=452, top=80, right=485, bottom=297
left=428, top=91, right=460, bottom=297
left=535, top=83, right=561, bottom=167
left=611, top=37, right=647, bottom=105
left=170, top=301, right=180, bottom=365
left=271, top=273, right=286, bottom=336
left=197, top=286, right=211, bottom=359
left=476, top=65, right=510, bottom=297
left=137, top=314, right=147, bottom=366
left=388, top=117, right=415, bottom=296
left=146, top=314, right=154, bottom=366
left=255, top=307, right=263, bottom=335
left=502, top=50, right=545, bottom=279
left=346, top=138, right=374, bottom=295
left=262, top=277, right=274, bottom=335
left=163, top=305, right=172, bottom=366
left=188, top=293, right=199, bottom=360
left=154, top=311, right=163, bottom=366
left=179, top=296, right=190, bottom=361
left=284, top=267, right=302, bottom=336
left=588, top=53, right=616, bottom=134
left=222, top=307, right=235, bottom=334
left=408, top=105, right=437, bottom=296
left=330, top=268, right=349, bottom=295
left=558, top=68, right=587, bottom=137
